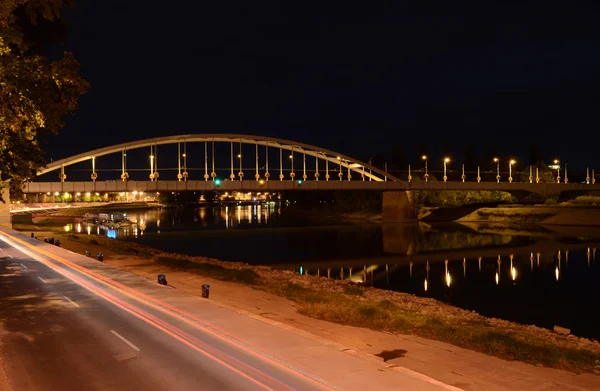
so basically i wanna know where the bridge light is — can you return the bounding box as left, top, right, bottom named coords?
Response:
left=54, top=192, right=59, bottom=196
left=289, top=155, right=293, bottom=159
left=336, top=156, right=341, bottom=160
left=554, top=159, right=559, bottom=165
left=259, top=179, right=264, bottom=185
left=444, top=157, right=450, bottom=163
left=237, top=154, right=241, bottom=158
left=422, top=155, right=427, bottom=160
left=493, top=157, right=499, bottom=163
left=510, top=159, right=516, bottom=165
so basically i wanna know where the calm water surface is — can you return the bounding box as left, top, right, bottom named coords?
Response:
left=65, top=204, right=600, bottom=340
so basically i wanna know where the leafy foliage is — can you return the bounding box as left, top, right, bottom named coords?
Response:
left=0, top=0, right=88, bottom=199
left=411, top=174, right=514, bottom=208
left=518, top=161, right=557, bottom=183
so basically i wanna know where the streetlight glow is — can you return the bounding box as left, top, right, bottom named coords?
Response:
left=494, top=158, right=500, bottom=182
left=443, top=158, right=450, bottom=182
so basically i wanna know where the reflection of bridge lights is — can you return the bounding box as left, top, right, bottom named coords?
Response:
left=64, top=225, right=70, bottom=232
left=495, top=272, right=499, bottom=285
left=511, top=267, right=517, bottom=281
left=555, top=266, right=559, bottom=281
left=86, top=226, right=91, bottom=235
left=446, top=273, right=451, bottom=287
left=424, top=279, right=428, bottom=292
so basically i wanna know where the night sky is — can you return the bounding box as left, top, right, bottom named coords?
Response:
left=45, top=1, right=600, bottom=173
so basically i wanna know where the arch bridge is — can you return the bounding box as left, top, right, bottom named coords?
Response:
left=19, top=134, right=600, bottom=221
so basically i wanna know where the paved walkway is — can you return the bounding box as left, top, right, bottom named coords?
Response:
left=1, top=228, right=459, bottom=390
left=8, top=227, right=600, bottom=390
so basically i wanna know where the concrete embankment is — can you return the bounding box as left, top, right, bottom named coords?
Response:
left=457, top=206, right=600, bottom=226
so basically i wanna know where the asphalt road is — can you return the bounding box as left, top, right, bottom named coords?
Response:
left=0, top=238, right=333, bottom=391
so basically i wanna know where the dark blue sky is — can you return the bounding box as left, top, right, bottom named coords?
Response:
left=46, top=1, right=600, bottom=172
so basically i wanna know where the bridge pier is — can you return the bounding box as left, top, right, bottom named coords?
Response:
left=382, top=191, right=417, bottom=222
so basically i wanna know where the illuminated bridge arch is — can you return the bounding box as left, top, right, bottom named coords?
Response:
left=38, top=134, right=401, bottom=183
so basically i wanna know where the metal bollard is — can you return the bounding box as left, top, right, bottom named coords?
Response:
left=201, top=284, right=210, bottom=299
left=85, top=249, right=90, bottom=257
left=96, top=252, right=104, bottom=262
left=157, top=274, right=168, bottom=286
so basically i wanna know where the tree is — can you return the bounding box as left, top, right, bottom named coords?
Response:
left=463, top=143, right=478, bottom=170
left=442, top=140, right=452, bottom=159
left=0, top=0, right=89, bottom=199
left=390, top=144, right=407, bottom=171
left=529, top=143, right=543, bottom=166
left=482, top=146, right=499, bottom=170
left=519, top=161, right=557, bottom=183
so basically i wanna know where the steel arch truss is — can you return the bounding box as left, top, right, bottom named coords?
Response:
left=38, top=134, right=400, bottom=182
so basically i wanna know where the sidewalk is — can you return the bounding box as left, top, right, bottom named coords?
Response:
left=13, top=228, right=600, bottom=391
left=1, top=228, right=459, bottom=391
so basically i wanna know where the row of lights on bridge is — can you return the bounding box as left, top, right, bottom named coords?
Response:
left=418, top=156, right=595, bottom=184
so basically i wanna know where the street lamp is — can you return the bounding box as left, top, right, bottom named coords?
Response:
left=422, top=155, right=429, bottom=182
left=494, top=157, right=500, bottom=182
left=554, top=159, right=560, bottom=183
left=508, top=159, right=516, bottom=183
left=443, top=157, right=450, bottom=182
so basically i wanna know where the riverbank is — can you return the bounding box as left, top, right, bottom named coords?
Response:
left=457, top=206, right=600, bottom=226
left=41, top=231, right=600, bottom=376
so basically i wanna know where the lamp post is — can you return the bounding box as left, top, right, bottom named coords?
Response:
left=587, top=167, right=590, bottom=184
left=508, top=159, right=515, bottom=183
left=554, top=159, right=560, bottom=183
left=443, top=157, right=450, bottom=182
left=149, top=154, right=155, bottom=181
left=422, top=155, right=428, bottom=182
left=494, top=157, right=500, bottom=182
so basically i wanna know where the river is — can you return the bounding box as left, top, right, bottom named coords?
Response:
left=63, top=204, right=600, bottom=341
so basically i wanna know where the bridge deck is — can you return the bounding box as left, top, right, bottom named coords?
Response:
left=23, top=180, right=600, bottom=194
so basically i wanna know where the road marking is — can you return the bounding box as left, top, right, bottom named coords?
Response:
left=8, top=255, right=13, bottom=258
left=63, top=296, right=80, bottom=308
left=110, top=330, right=140, bottom=352
left=37, top=276, right=47, bottom=284
left=0, top=248, right=3, bottom=251
left=19, top=263, right=27, bottom=268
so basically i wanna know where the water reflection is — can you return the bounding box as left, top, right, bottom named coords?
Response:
left=60, top=206, right=600, bottom=340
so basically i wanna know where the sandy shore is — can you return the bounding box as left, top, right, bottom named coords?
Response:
left=458, top=206, right=600, bottom=226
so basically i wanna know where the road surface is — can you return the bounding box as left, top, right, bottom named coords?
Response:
left=0, top=230, right=454, bottom=391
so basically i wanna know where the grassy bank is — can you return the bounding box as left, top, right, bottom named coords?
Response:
left=59, top=233, right=600, bottom=373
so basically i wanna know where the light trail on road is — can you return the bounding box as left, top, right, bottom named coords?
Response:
left=0, top=232, right=338, bottom=391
